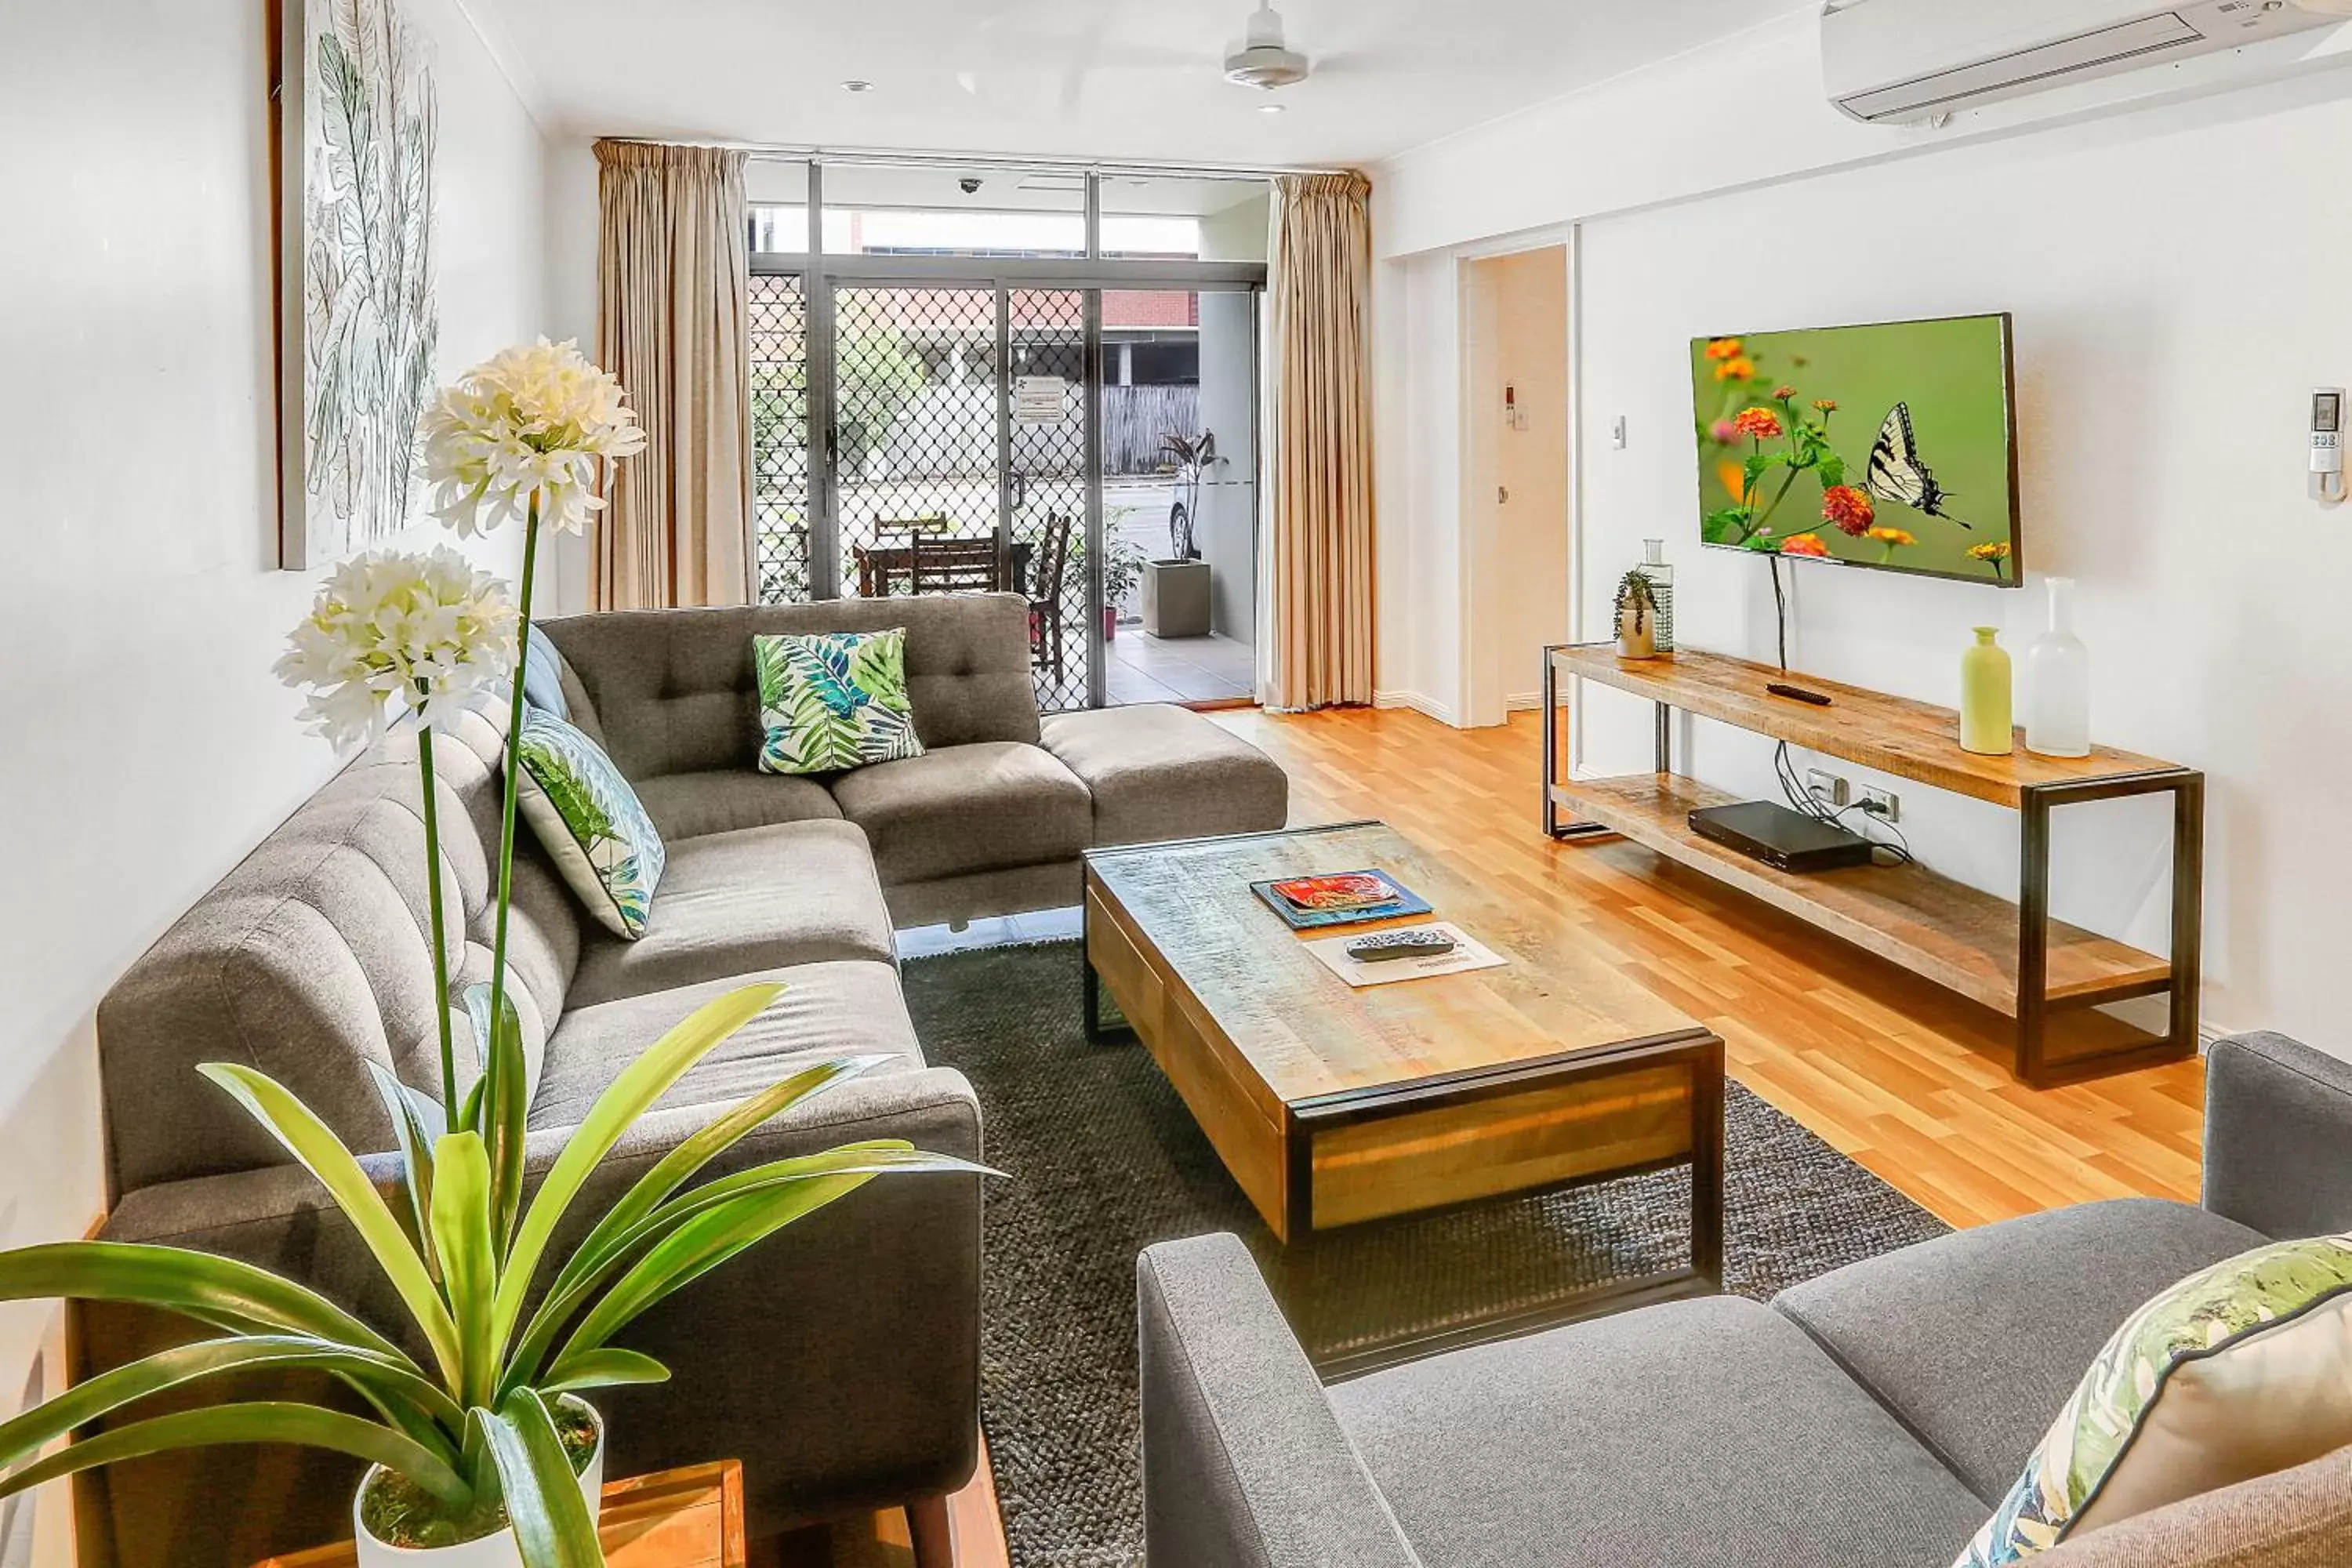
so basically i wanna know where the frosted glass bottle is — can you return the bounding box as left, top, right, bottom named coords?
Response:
left=1637, top=539, right=1676, bottom=653
left=1959, top=628, right=2013, bottom=757
left=2025, top=576, right=2092, bottom=759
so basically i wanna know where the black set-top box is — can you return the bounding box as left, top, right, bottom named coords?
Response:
left=1687, top=800, right=1875, bottom=873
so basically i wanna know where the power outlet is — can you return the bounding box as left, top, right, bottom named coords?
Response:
left=1861, top=786, right=1900, bottom=823
left=1806, top=769, right=1849, bottom=809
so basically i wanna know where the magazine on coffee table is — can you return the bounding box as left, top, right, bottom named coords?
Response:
left=1302, top=923, right=1507, bottom=988
left=1250, top=869, right=1432, bottom=931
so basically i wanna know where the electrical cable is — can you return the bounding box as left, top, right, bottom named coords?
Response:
left=1773, top=741, right=1916, bottom=867
left=1769, top=554, right=1789, bottom=672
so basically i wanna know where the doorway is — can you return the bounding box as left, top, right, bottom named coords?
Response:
left=1461, top=244, right=1571, bottom=729
left=1102, top=287, right=1260, bottom=706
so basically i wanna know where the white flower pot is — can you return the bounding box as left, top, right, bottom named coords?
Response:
left=353, top=1400, right=604, bottom=1568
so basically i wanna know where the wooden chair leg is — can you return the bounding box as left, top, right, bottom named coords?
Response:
left=906, top=1493, right=954, bottom=1568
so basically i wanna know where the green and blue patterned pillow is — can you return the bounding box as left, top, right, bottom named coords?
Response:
left=1955, top=1233, right=2352, bottom=1566
left=753, top=628, right=924, bottom=775
left=513, top=708, right=666, bottom=940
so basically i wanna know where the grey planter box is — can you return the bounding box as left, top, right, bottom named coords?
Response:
left=1142, top=560, right=1214, bottom=639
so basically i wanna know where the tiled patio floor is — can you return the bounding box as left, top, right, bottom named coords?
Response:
left=1104, top=628, right=1255, bottom=706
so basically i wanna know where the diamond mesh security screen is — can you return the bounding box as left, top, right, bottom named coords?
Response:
left=748, top=274, right=812, bottom=604
left=1009, top=289, right=1091, bottom=713
left=748, top=280, right=1116, bottom=713
left=832, top=286, right=1002, bottom=601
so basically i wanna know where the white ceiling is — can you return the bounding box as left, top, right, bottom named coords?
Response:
left=465, top=0, right=1794, bottom=168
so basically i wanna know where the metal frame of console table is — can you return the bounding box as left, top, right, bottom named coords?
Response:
left=1541, top=643, right=2205, bottom=1088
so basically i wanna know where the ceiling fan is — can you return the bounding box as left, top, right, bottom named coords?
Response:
left=1224, top=4, right=1312, bottom=90
left=954, top=0, right=1314, bottom=118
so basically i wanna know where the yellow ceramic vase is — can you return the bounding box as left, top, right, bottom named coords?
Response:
left=1959, top=626, right=2013, bottom=757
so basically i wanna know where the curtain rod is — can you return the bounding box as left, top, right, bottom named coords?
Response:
left=592, top=136, right=1352, bottom=181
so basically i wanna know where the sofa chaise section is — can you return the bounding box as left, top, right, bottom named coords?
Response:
left=540, top=593, right=1288, bottom=926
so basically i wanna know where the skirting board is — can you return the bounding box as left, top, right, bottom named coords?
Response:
left=1507, top=691, right=1541, bottom=713
left=1372, top=689, right=1459, bottom=726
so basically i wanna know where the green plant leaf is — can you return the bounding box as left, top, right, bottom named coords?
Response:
left=198, top=1064, right=462, bottom=1387
left=365, top=1062, right=445, bottom=1279
left=0, top=1403, right=471, bottom=1512
left=491, top=985, right=786, bottom=1356
left=539, top=1349, right=670, bottom=1395
left=0, top=1241, right=409, bottom=1362
left=0, top=1337, right=463, bottom=1474
left=464, top=982, right=533, bottom=1245
left=476, top=1389, right=604, bottom=1568
left=555, top=1058, right=891, bottom=1297
left=1819, top=456, right=1847, bottom=491
left=546, top=1171, right=878, bottom=1375
left=431, top=1132, right=499, bottom=1410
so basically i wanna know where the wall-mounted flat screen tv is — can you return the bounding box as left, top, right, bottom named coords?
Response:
left=1690, top=313, right=2021, bottom=586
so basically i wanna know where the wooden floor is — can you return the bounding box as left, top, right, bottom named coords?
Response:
left=1215, top=704, right=2205, bottom=1229
left=809, top=703, right=2207, bottom=1566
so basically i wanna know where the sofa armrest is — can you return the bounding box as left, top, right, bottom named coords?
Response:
left=87, top=1065, right=982, bottom=1566
left=2029, top=1440, right=2352, bottom=1567
left=1138, top=1234, right=1424, bottom=1568
left=2203, top=1033, right=2352, bottom=1240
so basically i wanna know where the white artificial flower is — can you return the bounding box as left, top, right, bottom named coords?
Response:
left=274, top=546, right=519, bottom=750
left=417, top=338, right=648, bottom=539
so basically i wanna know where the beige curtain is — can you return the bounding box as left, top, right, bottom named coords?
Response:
left=593, top=140, right=752, bottom=610
left=1264, top=171, right=1375, bottom=711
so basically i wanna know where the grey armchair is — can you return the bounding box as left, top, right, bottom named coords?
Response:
left=1138, top=1032, right=2352, bottom=1568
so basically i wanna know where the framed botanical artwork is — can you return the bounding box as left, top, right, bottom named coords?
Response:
left=272, top=0, right=441, bottom=569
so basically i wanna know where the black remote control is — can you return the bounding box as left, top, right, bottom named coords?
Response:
left=1345, top=930, right=1458, bottom=964
left=1767, top=682, right=1834, bottom=707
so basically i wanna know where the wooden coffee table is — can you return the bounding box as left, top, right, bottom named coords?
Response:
left=1085, top=822, right=1726, bottom=1363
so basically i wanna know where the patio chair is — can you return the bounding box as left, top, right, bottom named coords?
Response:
left=1029, top=513, right=1074, bottom=676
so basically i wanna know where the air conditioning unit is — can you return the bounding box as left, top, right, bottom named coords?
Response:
left=1823, top=0, right=2341, bottom=124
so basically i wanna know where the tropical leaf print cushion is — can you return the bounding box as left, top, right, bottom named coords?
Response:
left=753, top=628, right=924, bottom=775
left=1955, top=1233, right=2352, bottom=1566
left=513, top=708, right=666, bottom=939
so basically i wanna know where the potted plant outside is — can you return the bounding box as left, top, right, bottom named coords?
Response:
left=1073, top=532, right=1149, bottom=642
left=0, top=343, right=987, bottom=1568
left=1104, top=534, right=1146, bottom=641
left=1615, top=568, right=1664, bottom=660
left=1143, top=431, right=1215, bottom=639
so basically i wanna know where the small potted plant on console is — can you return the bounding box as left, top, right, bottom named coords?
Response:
left=1614, top=567, right=1665, bottom=659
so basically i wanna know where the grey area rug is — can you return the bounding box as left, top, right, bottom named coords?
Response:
left=900, top=940, right=1950, bottom=1568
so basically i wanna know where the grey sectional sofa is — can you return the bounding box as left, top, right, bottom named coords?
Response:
left=1138, top=1031, right=2352, bottom=1568
left=89, top=592, right=1286, bottom=1565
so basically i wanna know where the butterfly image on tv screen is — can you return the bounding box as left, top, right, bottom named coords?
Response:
left=1866, top=402, right=1973, bottom=530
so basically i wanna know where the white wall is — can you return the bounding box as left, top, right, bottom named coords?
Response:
left=1369, top=16, right=2352, bottom=1051
left=0, top=2, right=551, bottom=1558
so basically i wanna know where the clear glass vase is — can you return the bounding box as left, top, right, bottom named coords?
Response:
left=2024, top=576, right=2092, bottom=759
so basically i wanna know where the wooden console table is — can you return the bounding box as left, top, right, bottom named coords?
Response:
left=1541, top=645, right=2202, bottom=1088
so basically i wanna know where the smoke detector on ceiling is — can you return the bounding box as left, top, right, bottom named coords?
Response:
left=1225, top=5, right=1310, bottom=90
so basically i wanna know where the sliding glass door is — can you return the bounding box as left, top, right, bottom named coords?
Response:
left=746, top=161, right=1267, bottom=713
